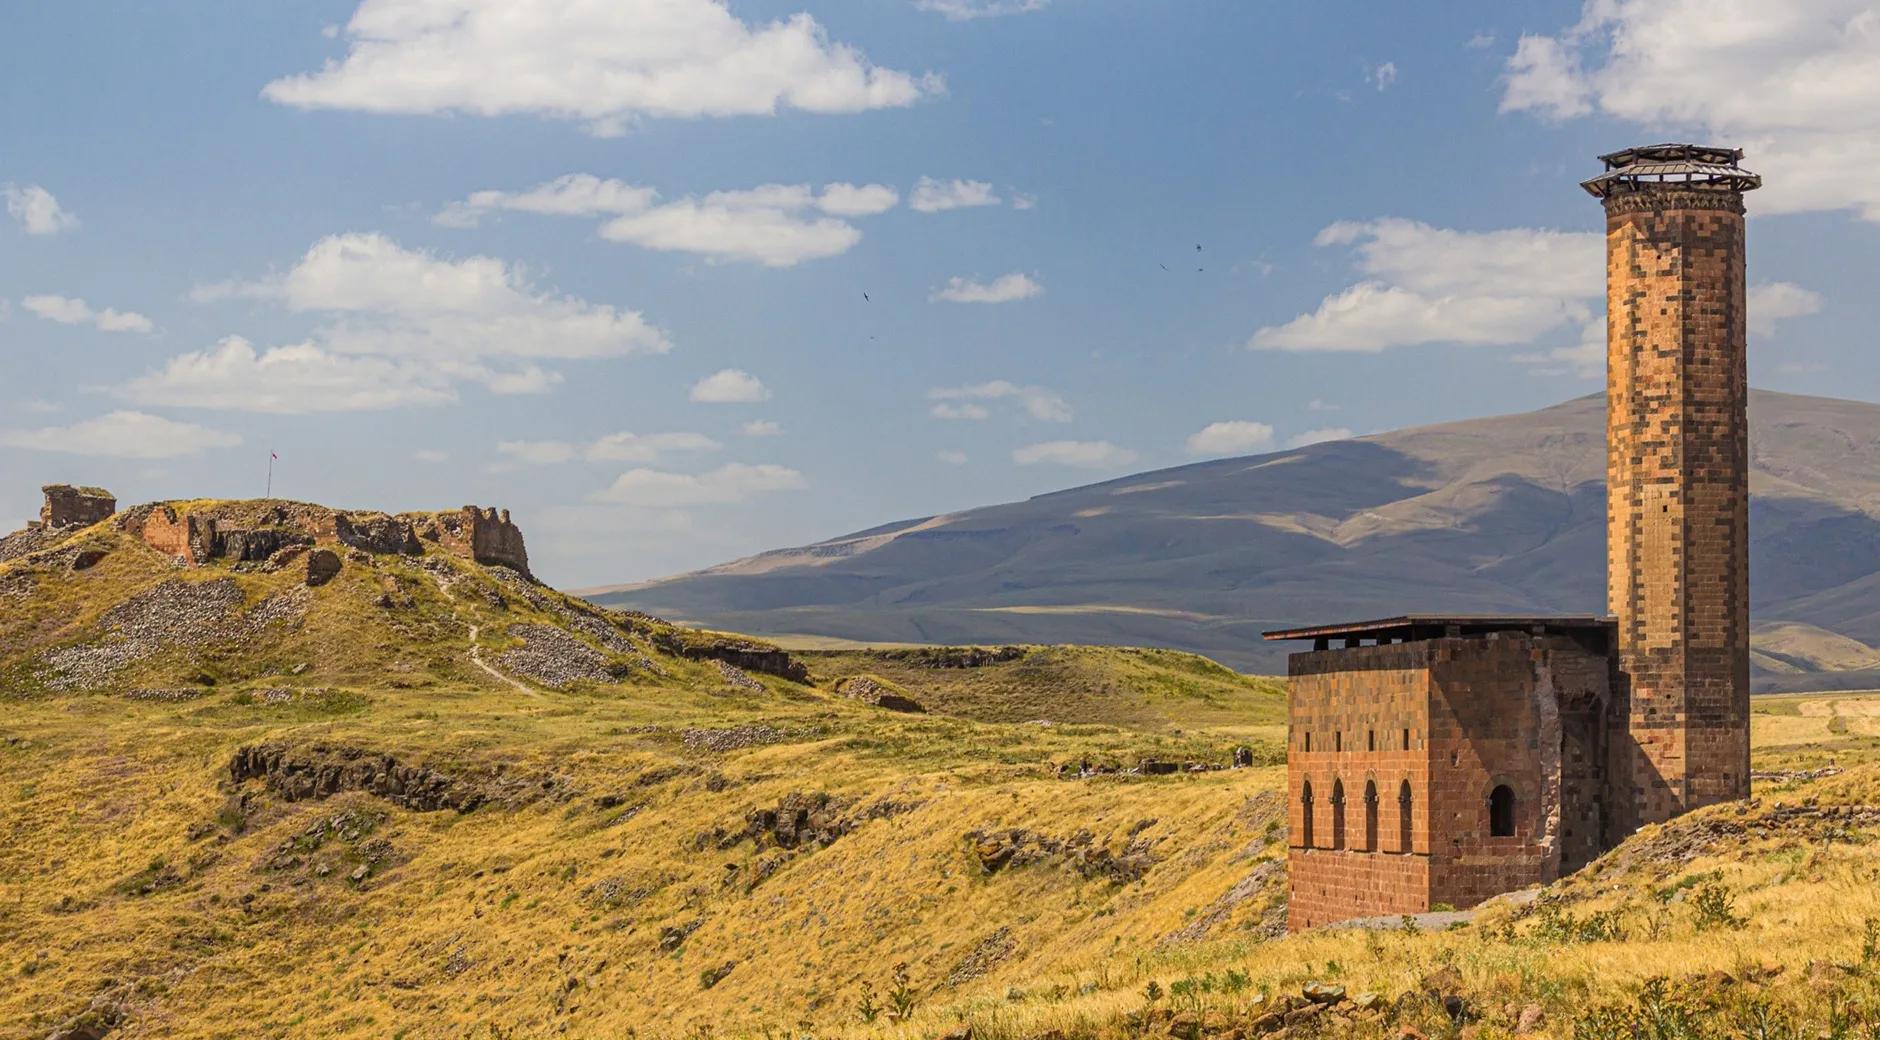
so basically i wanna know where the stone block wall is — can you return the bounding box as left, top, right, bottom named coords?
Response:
left=429, top=506, right=529, bottom=576
left=40, top=485, right=116, bottom=529
left=1604, top=188, right=1751, bottom=831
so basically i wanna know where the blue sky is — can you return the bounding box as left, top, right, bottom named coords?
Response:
left=4, top=0, right=1876, bottom=584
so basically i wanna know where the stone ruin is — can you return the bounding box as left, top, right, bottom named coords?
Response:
left=103, top=498, right=530, bottom=578
left=37, top=485, right=116, bottom=529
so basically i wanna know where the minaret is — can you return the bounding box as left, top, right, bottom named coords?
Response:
left=1583, top=145, right=1760, bottom=834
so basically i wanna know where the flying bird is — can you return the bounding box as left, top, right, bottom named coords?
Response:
left=863, top=292, right=870, bottom=302
left=1159, top=263, right=1168, bottom=271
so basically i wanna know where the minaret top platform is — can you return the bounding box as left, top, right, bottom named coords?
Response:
left=1580, top=143, right=1761, bottom=198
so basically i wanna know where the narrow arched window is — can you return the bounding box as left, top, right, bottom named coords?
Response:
left=1398, top=780, right=1413, bottom=852
left=1489, top=784, right=1516, bottom=837
left=1300, top=780, right=1315, bottom=848
left=1331, top=780, right=1347, bottom=850
left=1363, top=780, right=1379, bottom=851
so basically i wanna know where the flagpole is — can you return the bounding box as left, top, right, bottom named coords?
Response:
left=266, top=450, right=274, bottom=499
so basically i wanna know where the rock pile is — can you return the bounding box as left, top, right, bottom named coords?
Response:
left=834, top=675, right=926, bottom=713
left=965, top=825, right=1158, bottom=883
left=714, top=661, right=766, bottom=694
left=41, top=578, right=244, bottom=690
left=494, top=624, right=620, bottom=689
left=681, top=724, right=790, bottom=753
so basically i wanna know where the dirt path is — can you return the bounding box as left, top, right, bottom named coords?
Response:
left=464, top=621, right=540, bottom=698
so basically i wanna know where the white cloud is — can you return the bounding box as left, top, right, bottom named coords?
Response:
left=1500, top=1, right=1880, bottom=219
left=915, top=0, right=1049, bottom=19
left=263, top=0, right=940, bottom=133
left=3, top=184, right=77, bottom=235
left=930, top=272, right=1043, bottom=303
left=206, top=232, right=669, bottom=361
left=928, top=379, right=1071, bottom=421
left=1010, top=192, right=1038, bottom=211
left=740, top=419, right=783, bottom=437
left=1252, top=219, right=1600, bottom=353
left=1371, top=61, right=1398, bottom=91
left=413, top=448, right=449, bottom=463
left=1, top=411, right=240, bottom=459
left=21, top=295, right=154, bottom=334
left=816, top=182, right=900, bottom=217
left=1748, top=281, right=1823, bottom=337
left=690, top=368, right=771, bottom=403
left=931, top=402, right=991, bottom=421
left=1287, top=427, right=1355, bottom=449
left=121, top=336, right=458, bottom=414
left=1185, top=420, right=1275, bottom=457
left=937, top=449, right=969, bottom=465
left=439, top=175, right=899, bottom=265
left=1012, top=440, right=1140, bottom=469
left=587, top=430, right=721, bottom=462
left=910, top=177, right=1001, bottom=213
left=594, top=462, right=806, bottom=506
left=1466, top=32, right=1497, bottom=49
left=495, top=440, right=579, bottom=465
left=1308, top=398, right=1341, bottom=412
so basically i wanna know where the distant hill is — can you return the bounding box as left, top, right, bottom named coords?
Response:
left=587, top=389, right=1880, bottom=690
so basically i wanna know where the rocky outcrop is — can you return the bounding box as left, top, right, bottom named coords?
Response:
left=964, top=825, right=1158, bottom=883
left=651, top=632, right=809, bottom=683
left=40, top=485, right=116, bottom=529
left=305, top=549, right=342, bottom=587
left=335, top=513, right=421, bottom=556
left=227, top=743, right=567, bottom=813
left=834, top=675, right=926, bottom=713
left=219, top=527, right=312, bottom=563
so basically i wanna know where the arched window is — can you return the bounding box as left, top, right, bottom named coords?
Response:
left=1363, top=780, right=1379, bottom=851
left=1331, top=780, right=1347, bottom=850
left=1398, top=780, right=1413, bottom=852
left=1489, top=784, right=1516, bottom=837
left=1300, top=780, right=1315, bottom=848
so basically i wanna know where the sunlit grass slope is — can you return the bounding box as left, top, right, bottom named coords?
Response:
left=0, top=504, right=1288, bottom=1039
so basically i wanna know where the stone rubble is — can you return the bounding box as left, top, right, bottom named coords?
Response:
left=493, top=624, right=620, bottom=689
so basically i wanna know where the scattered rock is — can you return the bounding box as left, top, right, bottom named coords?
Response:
left=714, top=660, right=766, bottom=694
left=1516, top=1004, right=1545, bottom=1032
left=964, top=826, right=1157, bottom=883
left=698, top=961, right=735, bottom=989
left=682, top=724, right=792, bottom=753
left=946, top=927, right=1015, bottom=986
left=1303, top=982, right=1346, bottom=1004
left=68, top=548, right=108, bottom=572
left=659, top=919, right=701, bottom=952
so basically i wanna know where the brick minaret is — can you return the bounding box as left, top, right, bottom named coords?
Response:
left=1583, top=145, right=1760, bottom=834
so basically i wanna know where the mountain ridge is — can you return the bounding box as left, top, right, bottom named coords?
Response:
left=590, top=389, right=1880, bottom=688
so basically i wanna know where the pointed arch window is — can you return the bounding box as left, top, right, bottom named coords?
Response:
left=1300, top=780, right=1315, bottom=848
left=1331, top=779, right=1347, bottom=850
left=1398, top=780, right=1414, bottom=852
left=1363, top=780, right=1379, bottom=851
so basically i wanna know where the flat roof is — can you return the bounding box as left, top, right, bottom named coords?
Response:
left=1262, top=614, right=1613, bottom=641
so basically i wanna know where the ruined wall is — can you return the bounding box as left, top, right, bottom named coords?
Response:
left=1286, top=642, right=1433, bottom=929
left=1424, top=632, right=1610, bottom=911
left=40, top=485, right=116, bottom=529
left=1604, top=188, right=1752, bottom=832
left=429, top=506, right=529, bottom=576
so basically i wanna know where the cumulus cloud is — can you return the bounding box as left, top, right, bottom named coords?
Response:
left=593, top=462, right=806, bottom=506
left=1371, top=61, right=1398, bottom=90
left=1, top=410, right=240, bottom=459
left=915, top=0, right=1049, bottom=19
left=1012, top=440, right=1139, bottom=469
left=1287, top=427, right=1355, bottom=448
left=141, top=234, right=668, bottom=411
left=1185, top=420, right=1275, bottom=457
left=263, top=0, right=940, bottom=133
left=1251, top=219, right=1601, bottom=353
left=3, top=184, right=77, bottom=235
left=1748, top=281, right=1824, bottom=337
left=1500, top=1, right=1880, bottom=219
left=928, top=380, right=1071, bottom=422
left=690, top=368, right=771, bottom=403
left=740, top=419, right=782, bottom=437
left=910, top=177, right=1001, bottom=213
left=440, top=175, right=897, bottom=266
left=120, top=336, right=458, bottom=414
left=22, top=295, right=154, bottom=334
left=930, top=272, right=1043, bottom=303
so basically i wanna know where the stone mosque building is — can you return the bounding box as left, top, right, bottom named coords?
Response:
left=1267, top=145, right=1760, bottom=929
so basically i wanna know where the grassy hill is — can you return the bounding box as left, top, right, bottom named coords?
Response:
left=0, top=499, right=1288, bottom=1039
left=590, top=389, right=1880, bottom=691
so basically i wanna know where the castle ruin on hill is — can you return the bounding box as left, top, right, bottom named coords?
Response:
left=14, top=487, right=531, bottom=578
left=1267, top=144, right=1760, bottom=929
